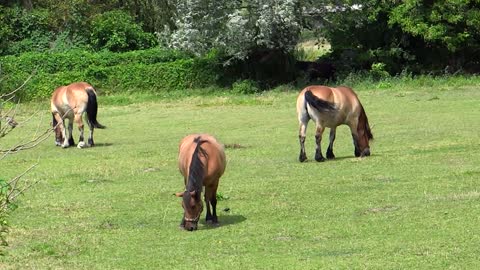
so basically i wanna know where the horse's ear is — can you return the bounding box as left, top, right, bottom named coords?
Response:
left=174, top=192, right=184, bottom=197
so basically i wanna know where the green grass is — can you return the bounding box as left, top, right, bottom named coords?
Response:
left=1, top=77, right=480, bottom=269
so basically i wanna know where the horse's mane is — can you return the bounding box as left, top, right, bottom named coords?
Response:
left=187, top=136, right=209, bottom=197
left=358, top=104, right=373, bottom=140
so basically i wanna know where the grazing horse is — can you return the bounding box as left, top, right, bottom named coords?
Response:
left=176, top=134, right=226, bottom=231
left=296, top=85, right=373, bottom=162
left=51, top=82, right=106, bottom=148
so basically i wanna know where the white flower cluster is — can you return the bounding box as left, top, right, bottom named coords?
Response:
left=159, top=0, right=301, bottom=60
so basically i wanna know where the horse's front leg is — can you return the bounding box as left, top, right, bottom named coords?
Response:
left=326, top=127, right=337, bottom=159
left=75, top=113, right=86, bottom=148
left=315, top=125, right=326, bottom=162
left=349, top=124, right=361, bottom=157
left=204, top=185, right=219, bottom=225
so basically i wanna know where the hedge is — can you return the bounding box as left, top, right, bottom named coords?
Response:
left=0, top=48, right=220, bottom=100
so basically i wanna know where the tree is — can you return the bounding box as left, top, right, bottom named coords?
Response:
left=303, top=0, right=480, bottom=74
left=163, top=0, right=302, bottom=60
left=91, top=10, right=157, bottom=52
left=389, top=0, right=480, bottom=71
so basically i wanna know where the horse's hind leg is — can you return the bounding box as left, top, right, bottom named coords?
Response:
left=298, top=118, right=309, bottom=162
left=315, top=125, right=326, bottom=162
left=87, top=121, right=95, bottom=146
left=326, top=127, right=336, bottom=159
left=75, top=113, right=86, bottom=148
left=66, top=119, right=75, bottom=147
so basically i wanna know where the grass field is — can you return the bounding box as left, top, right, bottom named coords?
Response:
left=1, top=77, right=480, bottom=269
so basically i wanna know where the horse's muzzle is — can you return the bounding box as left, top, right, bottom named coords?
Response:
left=361, top=148, right=371, bottom=157
left=186, top=224, right=198, bottom=231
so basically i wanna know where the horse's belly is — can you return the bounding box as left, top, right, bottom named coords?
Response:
left=57, top=105, right=74, bottom=119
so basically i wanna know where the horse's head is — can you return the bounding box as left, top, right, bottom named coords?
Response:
left=175, top=190, right=203, bottom=231
left=356, top=107, right=373, bottom=157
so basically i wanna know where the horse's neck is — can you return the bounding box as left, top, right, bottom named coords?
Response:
left=187, top=176, right=203, bottom=193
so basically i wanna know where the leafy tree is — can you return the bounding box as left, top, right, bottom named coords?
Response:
left=163, top=0, right=302, bottom=59
left=389, top=0, right=480, bottom=70
left=303, top=0, right=480, bottom=74
left=91, top=10, right=157, bottom=52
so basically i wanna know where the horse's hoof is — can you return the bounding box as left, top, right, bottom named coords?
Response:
left=207, top=220, right=220, bottom=226
left=77, top=141, right=86, bottom=149
left=326, top=153, right=335, bottom=159
left=299, top=155, right=307, bottom=162
left=61, top=144, right=69, bottom=148
left=315, top=156, right=326, bottom=162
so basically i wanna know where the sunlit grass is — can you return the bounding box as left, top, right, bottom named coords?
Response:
left=1, top=76, right=480, bottom=269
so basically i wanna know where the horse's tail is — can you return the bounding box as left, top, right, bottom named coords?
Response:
left=85, top=87, right=106, bottom=129
left=304, top=90, right=337, bottom=113
left=187, top=136, right=208, bottom=193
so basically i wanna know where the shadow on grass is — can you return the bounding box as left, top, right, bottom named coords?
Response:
left=91, top=142, right=114, bottom=148
left=298, top=154, right=381, bottom=163
left=200, top=215, right=247, bottom=230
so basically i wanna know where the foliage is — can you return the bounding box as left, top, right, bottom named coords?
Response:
left=304, top=0, right=480, bottom=74
left=231, top=80, right=260, bottom=94
left=91, top=10, right=157, bottom=52
left=0, top=6, right=53, bottom=55
left=164, top=0, right=302, bottom=60
left=390, top=1, right=480, bottom=52
left=0, top=48, right=220, bottom=100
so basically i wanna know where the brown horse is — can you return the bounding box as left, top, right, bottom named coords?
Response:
left=51, top=82, right=106, bottom=148
left=176, top=134, right=226, bottom=231
left=296, top=85, right=373, bottom=162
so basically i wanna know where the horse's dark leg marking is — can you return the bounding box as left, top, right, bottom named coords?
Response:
left=326, top=128, right=336, bottom=159
left=315, top=126, right=326, bottom=162
left=299, top=135, right=307, bottom=162
left=205, top=191, right=213, bottom=223
left=75, top=113, right=86, bottom=148
left=211, top=194, right=218, bottom=224
left=205, top=185, right=219, bottom=225
left=87, top=121, right=95, bottom=146
left=298, top=112, right=309, bottom=162
left=67, top=120, right=74, bottom=146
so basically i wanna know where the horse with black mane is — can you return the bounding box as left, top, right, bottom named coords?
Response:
left=51, top=82, right=106, bottom=148
left=296, top=85, right=373, bottom=162
left=176, top=134, right=226, bottom=231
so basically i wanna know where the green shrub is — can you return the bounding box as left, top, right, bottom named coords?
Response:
left=0, top=48, right=221, bottom=100
left=231, top=80, right=260, bottom=94
left=91, top=10, right=157, bottom=52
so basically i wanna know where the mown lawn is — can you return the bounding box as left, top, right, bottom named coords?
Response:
left=1, top=78, right=479, bottom=269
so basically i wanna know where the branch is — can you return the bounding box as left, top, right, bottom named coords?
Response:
left=0, top=163, right=38, bottom=212
left=0, top=125, right=54, bottom=156
left=0, top=70, right=36, bottom=100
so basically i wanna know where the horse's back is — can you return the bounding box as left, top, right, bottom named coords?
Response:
left=51, top=82, right=94, bottom=116
left=178, top=134, right=226, bottom=184
left=297, top=85, right=362, bottom=127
